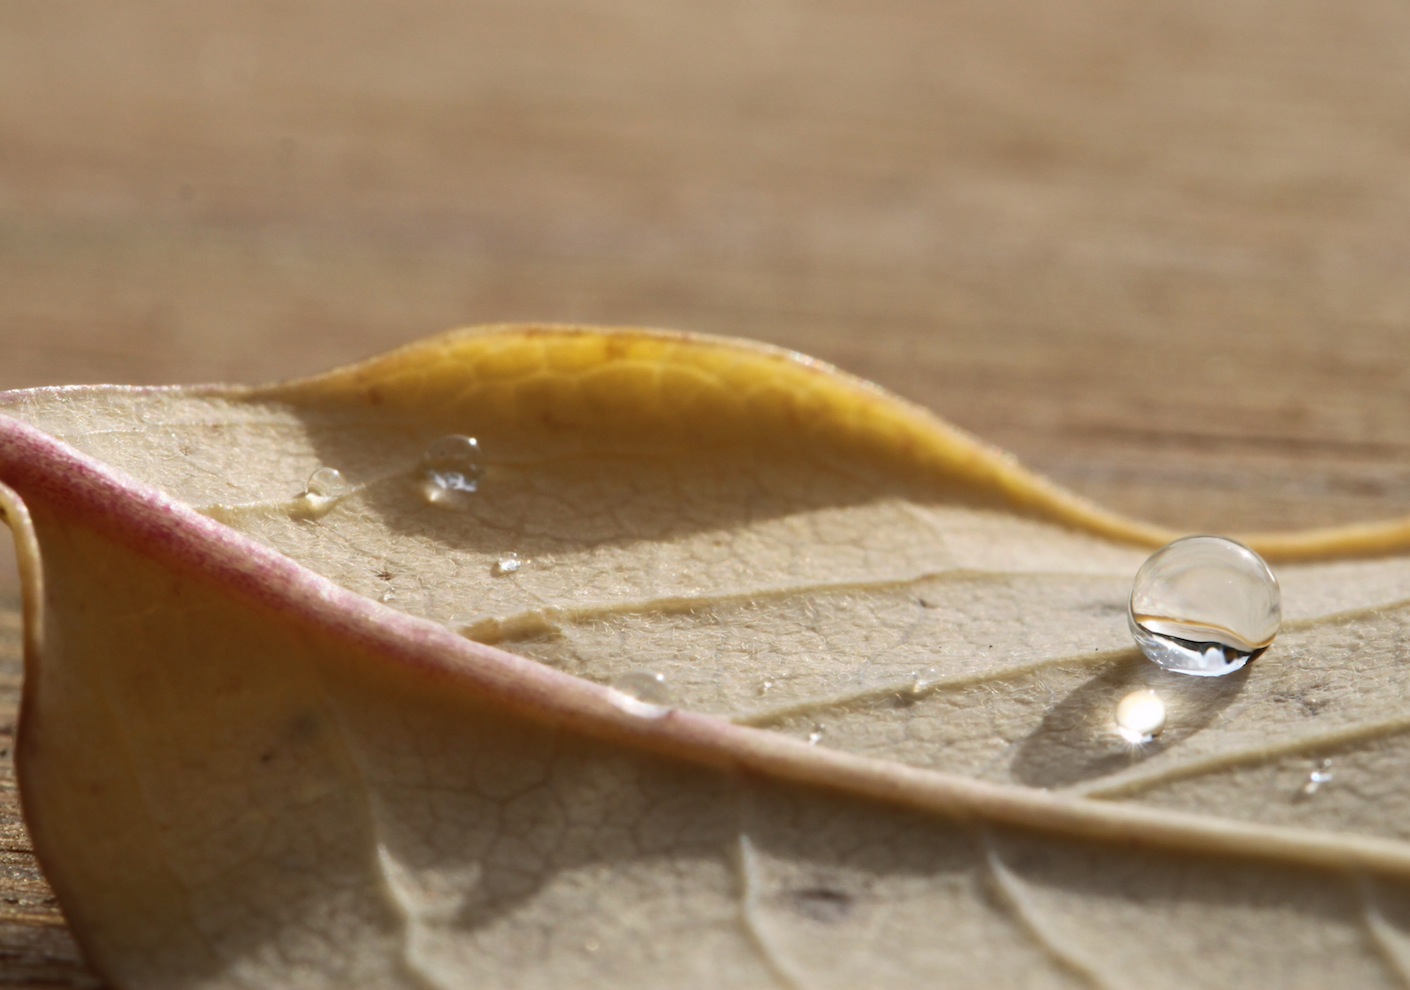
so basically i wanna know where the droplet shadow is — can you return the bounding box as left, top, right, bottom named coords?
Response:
left=1010, top=652, right=1250, bottom=789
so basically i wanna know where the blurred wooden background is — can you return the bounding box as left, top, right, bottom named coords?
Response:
left=2, top=0, right=1409, bottom=984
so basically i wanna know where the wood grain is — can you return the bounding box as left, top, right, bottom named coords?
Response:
left=1, top=0, right=1408, bottom=984
left=0, top=612, right=98, bottom=987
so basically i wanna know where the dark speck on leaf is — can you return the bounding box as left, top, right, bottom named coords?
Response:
left=787, top=886, right=855, bottom=923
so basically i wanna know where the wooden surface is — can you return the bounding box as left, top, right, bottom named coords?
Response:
left=1, top=1, right=1409, bottom=984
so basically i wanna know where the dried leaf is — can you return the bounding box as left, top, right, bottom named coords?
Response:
left=3, top=325, right=1410, bottom=989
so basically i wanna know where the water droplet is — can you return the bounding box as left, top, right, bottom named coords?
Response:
left=419, top=435, right=483, bottom=507
left=758, top=678, right=775, bottom=696
left=1114, top=688, right=1166, bottom=744
left=304, top=467, right=351, bottom=499
left=612, top=669, right=668, bottom=703
left=608, top=669, right=671, bottom=718
left=1128, top=535, right=1280, bottom=676
left=909, top=666, right=939, bottom=695
left=491, top=553, right=522, bottom=576
left=293, top=466, right=353, bottom=517
left=1299, top=760, right=1333, bottom=798
left=806, top=724, right=825, bottom=746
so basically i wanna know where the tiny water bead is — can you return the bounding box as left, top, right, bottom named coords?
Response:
left=419, top=434, right=483, bottom=508
left=304, top=466, right=352, bottom=499
left=491, top=553, right=522, bottom=576
left=806, top=724, right=825, bottom=746
left=612, top=669, right=669, bottom=703
left=293, top=466, right=354, bottom=517
left=1114, top=688, right=1166, bottom=744
left=608, top=670, right=672, bottom=717
left=908, top=666, right=940, bottom=696
left=1299, top=760, right=1333, bottom=798
left=1128, top=535, right=1280, bottom=677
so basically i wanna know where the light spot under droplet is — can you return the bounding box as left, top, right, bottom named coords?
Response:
left=419, top=435, right=483, bottom=508
left=491, top=553, right=522, bottom=576
left=608, top=670, right=672, bottom=718
left=1114, top=688, right=1166, bottom=744
left=1128, top=535, right=1280, bottom=677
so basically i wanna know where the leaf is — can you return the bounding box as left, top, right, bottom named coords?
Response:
left=3, top=324, right=1410, bottom=989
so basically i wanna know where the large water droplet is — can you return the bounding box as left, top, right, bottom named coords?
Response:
left=1114, top=688, right=1166, bottom=743
left=608, top=669, right=672, bottom=718
left=1128, top=535, right=1280, bottom=676
left=419, top=435, right=483, bottom=508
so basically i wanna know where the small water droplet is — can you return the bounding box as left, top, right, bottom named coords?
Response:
left=909, top=666, right=939, bottom=695
left=759, top=678, right=775, bottom=696
left=1128, top=535, right=1280, bottom=677
left=293, top=466, right=353, bottom=517
left=419, top=435, right=483, bottom=508
left=304, top=467, right=351, bottom=499
left=612, top=669, right=669, bottom=703
left=608, top=669, right=672, bottom=718
left=1114, top=688, right=1166, bottom=744
left=378, top=589, right=396, bottom=604
left=806, top=724, right=825, bottom=746
left=491, top=553, right=522, bottom=576
left=1299, top=760, right=1333, bottom=798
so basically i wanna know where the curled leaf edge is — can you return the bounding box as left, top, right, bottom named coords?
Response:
left=2, top=328, right=1410, bottom=907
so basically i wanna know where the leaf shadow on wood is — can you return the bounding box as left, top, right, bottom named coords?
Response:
left=1010, top=654, right=1250, bottom=789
